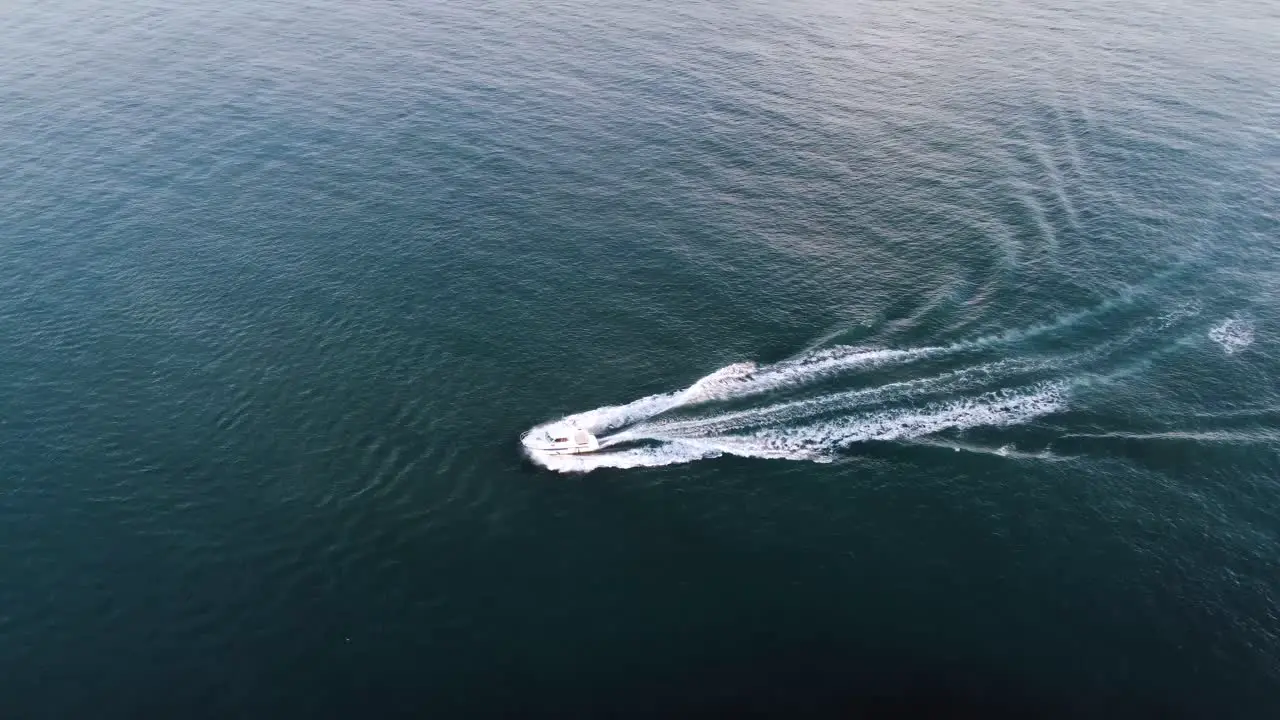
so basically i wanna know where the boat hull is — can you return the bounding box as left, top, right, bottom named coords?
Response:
left=520, top=428, right=601, bottom=455
left=525, top=446, right=600, bottom=456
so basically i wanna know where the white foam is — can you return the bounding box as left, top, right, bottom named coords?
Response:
left=522, top=336, right=1078, bottom=473
left=1208, top=318, right=1254, bottom=355
left=527, top=380, right=1067, bottom=473
left=528, top=441, right=723, bottom=473
left=530, top=344, right=943, bottom=438
left=692, top=346, right=942, bottom=405
left=523, top=290, right=1212, bottom=472
left=681, top=384, right=1067, bottom=459
left=634, top=356, right=1056, bottom=440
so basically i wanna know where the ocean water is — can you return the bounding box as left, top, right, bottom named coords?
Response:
left=2, top=0, right=1278, bottom=716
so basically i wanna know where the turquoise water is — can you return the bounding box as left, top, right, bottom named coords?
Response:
left=2, top=0, right=1279, bottom=716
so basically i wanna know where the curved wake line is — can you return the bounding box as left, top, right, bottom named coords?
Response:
left=544, top=345, right=941, bottom=437
left=531, top=384, right=1067, bottom=473
left=1063, top=429, right=1280, bottom=445
left=533, top=288, right=1179, bottom=449
left=524, top=339, right=1072, bottom=473
left=537, top=287, right=1179, bottom=447
left=620, top=355, right=1060, bottom=440
left=521, top=279, right=1248, bottom=473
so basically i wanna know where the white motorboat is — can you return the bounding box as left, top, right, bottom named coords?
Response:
left=520, top=425, right=601, bottom=455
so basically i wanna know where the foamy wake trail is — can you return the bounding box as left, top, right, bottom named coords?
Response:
left=525, top=343, right=1069, bottom=473
left=626, top=356, right=1055, bottom=439
left=547, top=345, right=940, bottom=435
left=533, top=384, right=1066, bottom=473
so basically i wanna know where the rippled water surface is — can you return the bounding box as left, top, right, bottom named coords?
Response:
left=2, top=0, right=1279, bottom=716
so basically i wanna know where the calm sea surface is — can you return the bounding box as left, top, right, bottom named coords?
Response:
left=2, top=0, right=1278, bottom=716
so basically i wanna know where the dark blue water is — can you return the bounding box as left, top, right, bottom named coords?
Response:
left=3, top=0, right=1279, bottom=716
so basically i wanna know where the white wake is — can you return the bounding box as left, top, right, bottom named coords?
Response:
left=523, top=343, right=1068, bottom=473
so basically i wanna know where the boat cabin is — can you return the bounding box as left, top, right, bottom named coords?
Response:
left=521, top=426, right=601, bottom=455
